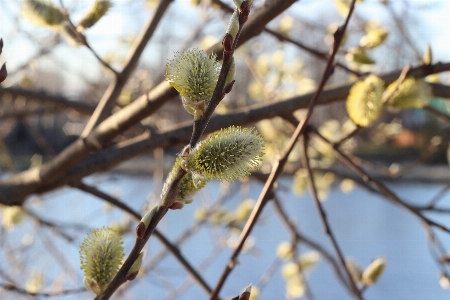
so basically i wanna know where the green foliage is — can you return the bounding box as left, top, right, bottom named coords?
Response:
left=79, top=227, right=124, bottom=294
left=346, top=74, right=384, bottom=127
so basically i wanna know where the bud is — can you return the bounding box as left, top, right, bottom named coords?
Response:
left=346, top=74, right=384, bottom=127
left=79, top=227, right=124, bottom=294
left=359, top=23, right=388, bottom=49
left=165, top=48, right=221, bottom=116
left=83, top=276, right=102, bottom=295
left=345, top=47, right=375, bottom=65
left=0, top=38, right=3, bottom=55
left=423, top=43, right=432, bottom=65
left=126, top=252, right=144, bottom=281
left=1, top=205, right=24, bottom=229
left=239, top=1, right=250, bottom=24
left=276, top=241, right=295, bottom=260
left=169, top=201, right=185, bottom=210
left=223, top=58, right=236, bottom=94
left=136, top=206, right=158, bottom=239
left=77, top=0, right=113, bottom=30
left=386, top=77, right=431, bottom=109
left=20, top=0, right=65, bottom=29
left=161, top=157, right=210, bottom=205
left=0, top=63, right=7, bottom=83
left=226, top=10, right=240, bottom=40
left=362, top=257, right=386, bottom=286
left=345, top=258, right=363, bottom=283
left=297, top=251, right=320, bottom=271
left=184, top=126, right=265, bottom=182
left=194, top=100, right=206, bottom=121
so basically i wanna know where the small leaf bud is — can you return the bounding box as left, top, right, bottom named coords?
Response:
left=362, top=257, right=386, bottom=286
left=21, top=0, right=65, bottom=29
left=77, top=0, right=113, bottom=30
left=126, top=252, right=144, bottom=281
left=194, top=100, right=206, bottom=121
left=223, top=58, right=236, bottom=94
left=423, top=43, right=432, bottom=65
left=239, top=1, right=250, bottom=23
left=161, top=157, right=210, bottom=204
left=345, top=258, right=363, bottom=283
left=83, top=276, right=102, bottom=295
left=136, top=206, right=157, bottom=239
left=222, top=33, right=234, bottom=53
left=169, top=201, right=185, bottom=210
left=226, top=10, right=240, bottom=40
left=0, top=63, right=7, bottom=83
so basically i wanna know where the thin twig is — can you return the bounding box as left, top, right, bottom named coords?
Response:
left=271, top=196, right=351, bottom=292
left=71, top=181, right=213, bottom=297
left=312, top=128, right=450, bottom=234
left=209, top=2, right=358, bottom=298
left=301, top=133, right=362, bottom=299
left=81, top=0, right=174, bottom=136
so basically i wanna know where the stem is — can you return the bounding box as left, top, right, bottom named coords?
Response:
left=301, top=134, right=363, bottom=299
left=209, top=1, right=358, bottom=298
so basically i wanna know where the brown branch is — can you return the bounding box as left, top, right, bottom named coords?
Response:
left=311, top=128, right=450, bottom=234
left=271, top=196, right=351, bottom=292
left=211, top=0, right=360, bottom=75
left=0, top=0, right=298, bottom=206
left=0, top=283, right=85, bottom=297
left=209, top=2, right=358, bottom=298
left=301, top=134, right=362, bottom=299
left=1, top=61, right=449, bottom=206
left=429, top=82, right=450, bottom=99
left=81, top=0, right=174, bottom=136
left=71, top=181, right=213, bottom=297
left=0, top=86, right=96, bottom=115
left=424, top=105, right=450, bottom=122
